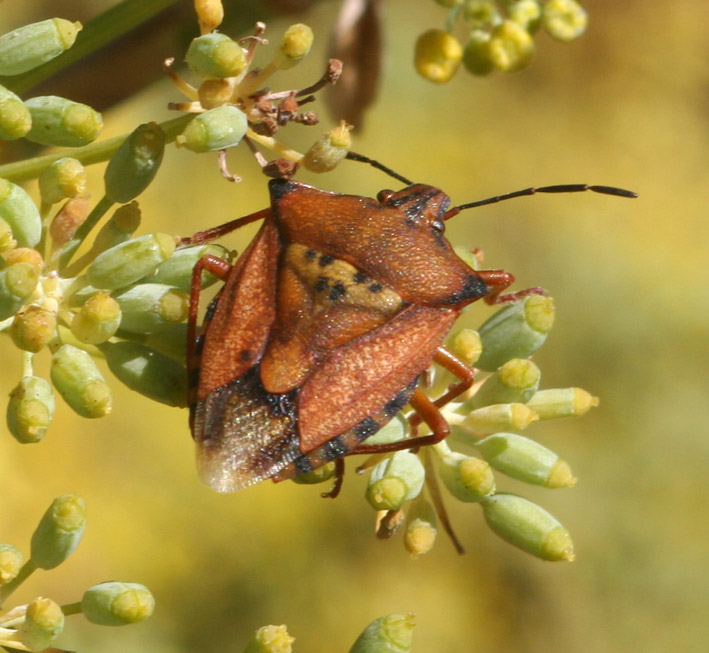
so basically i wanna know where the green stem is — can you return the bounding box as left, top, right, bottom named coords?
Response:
left=0, top=560, right=37, bottom=606
left=0, top=113, right=193, bottom=183
left=0, top=0, right=181, bottom=95
left=60, top=602, right=82, bottom=616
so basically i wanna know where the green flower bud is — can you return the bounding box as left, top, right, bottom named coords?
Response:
left=25, top=95, right=103, bottom=147
left=101, top=341, right=187, bottom=407
left=149, top=243, right=230, bottom=291
left=0, top=262, right=40, bottom=320
left=469, top=358, right=540, bottom=408
left=81, top=582, right=154, bottom=626
left=38, top=157, right=87, bottom=206
left=404, top=498, right=437, bottom=558
left=4, top=246, right=43, bottom=271
left=113, top=283, right=188, bottom=334
left=366, top=451, right=425, bottom=511
left=0, top=84, right=31, bottom=139
left=362, top=414, right=408, bottom=446
left=0, top=178, right=42, bottom=248
left=414, top=29, right=462, bottom=83
left=86, top=233, right=176, bottom=290
left=50, top=344, right=112, bottom=418
left=448, top=328, right=482, bottom=367
left=186, top=33, right=247, bottom=79
left=462, top=1, right=502, bottom=27
left=453, top=245, right=481, bottom=270
left=92, top=201, right=142, bottom=253
left=0, top=18, right=81, bottom=76
left=0, top=544, right=24, bottom=584
left=302, top=122, right=352, bottom=173
left=435, top=447, right=495, bottom=501
left=7, top=376, right=55, bottom=444
left=70, top=292, right=121, bottom=344
left=104, top=122, right=165, bottom=203
left=30, top=494, right=86, bottom=569
left=526, top=387, right=598, bottom=419
left=10, top=304, right=57, bottom=352
left=475, top=295, right=555, bottom=371
left=49, top=196, right=89, bottom=246
left=509, top=0, right=542, bottom=32
left=481, top=493, right=574, bottom=560
left=291, top=460, right=336, bottom=485
left=349, top=614, right=416, bottom=653
left=144, top=323, right=187, bottom=362
left=476, top=432, right=576, bottom=487
left=462, top=30, right=494, bottom=76
left=0, top=216, right=16, bottom=252
left=456, top=402, right=538, bottom=435
left=488, top=20, right=535, bottom=73
left=243, top=624, right=295, bottom=653
left=19, top=597, right=65, bottom=652
left=543, top=0, right=588, bottom=41
left=176, top=105, right=248, bottom=153
left=273, top=23, right=314, bottom=70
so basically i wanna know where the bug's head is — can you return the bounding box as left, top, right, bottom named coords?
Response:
left=376, top=184, right=451, bottom=235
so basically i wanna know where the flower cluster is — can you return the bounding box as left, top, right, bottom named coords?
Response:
left=0, top=494, right=153, bottom=652
left=415, top=0, right=589, bottom=83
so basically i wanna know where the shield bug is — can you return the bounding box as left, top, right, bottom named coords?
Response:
left=184, top=160, right=636, bottom=495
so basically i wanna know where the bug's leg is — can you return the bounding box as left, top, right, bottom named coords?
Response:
left=321, top=458, right=345, bottom=499
left=180, top=207, right=270, bottom=247
left=476, top=268, right=545, bottom=304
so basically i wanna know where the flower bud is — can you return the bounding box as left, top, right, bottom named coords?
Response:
left=273, top=24, right=314, bottom=70
left=414, top=29, right=462, bottom=83
left=10, top=304, right=57, bottom=352
left=404, top=498, right=437, bottom=558
left=447, top=328, right=482, bottom=367
left=19, top=597, right=65, bottom=652
left=81, top=582, right=154, bottom=626
left=101, top=341, right=188, bottom=407
left=38, top=157, right=87, bottom=206
left=366, top=451, right=425, bottom=511
left=50, top=344, right=112, bottom=418
left=0, top=216, right=16, bottom=252
left=70, top=292, right=121, bottom=344
left=302, top=122, right=352, bottom=173
left=0, top=544, right=24, bottom=584
left=3, top=246, right=43, bottom=271
left=0, top=18, right=81, bottom=76
left=435, top=447, right=495, bottom=501
left=92, top=201, right=142, bottom=253
left=509, top=0, right=543, bottom=32
left=144, top=323, right=188, bottom=362
left=457, top=402, right=538, bottom=435
left=469, top=358, right=540, bottom=408
left=49, top=196, right=90, bottom=246
left=543, top=0, right=587, bottom=41
left=462, top=1, right=502, bottom=28
left=104, top=122, right=165, bottom=203
left=197, top=78, right=237, bottom=110
left=0, top=178, right=42, bottom=248
left=25, top=95, right=103, bottom=147
left=291, top=460, right=337, bottom=486
left=195, top=0, right=224, bottom=34
left=462, top=30, right=494, bottom=76
left=349, top=614, right=416, bottom=653
left=488, top=20, right=535, bottom=73
left=0, top=84, right=31, bottom=139
left=481, top=493, right=574, bottom=560
left=30, top=494, right=86, bottom=569
left=475, top=295, right=555, bottom=371
left=176, top=105, right=248, bottom=152
left=526, top=387, right=598, bottom=419
left=186, top=33, right=247, bottom=79
left=113, top=283, right=189, bottom=334
left=0, top=262, right=40, bottom=320
left=476, top=432, right=576, bottom=487
left=149, top=243, right=230, bottom=291
left=362, top=414, right=408, bottom=446
left=7, top=376, right=55, bottom=444
left=86, top=233, right=176, bottom=290
left=243, top=624, right=295, bottom=653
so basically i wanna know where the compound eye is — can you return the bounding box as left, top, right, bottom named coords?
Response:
left=431, top=218, right=446, bottom=234
left=377, top=189, right=395, bottom=203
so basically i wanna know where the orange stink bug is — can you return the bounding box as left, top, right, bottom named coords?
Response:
left=183, top=158, right=636, bottom=496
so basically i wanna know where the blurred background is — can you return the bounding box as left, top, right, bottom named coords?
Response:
left=1, top=0, right=707, bottom=651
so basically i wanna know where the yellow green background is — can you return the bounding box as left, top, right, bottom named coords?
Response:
left=1, top=1, right=707, bottom=651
